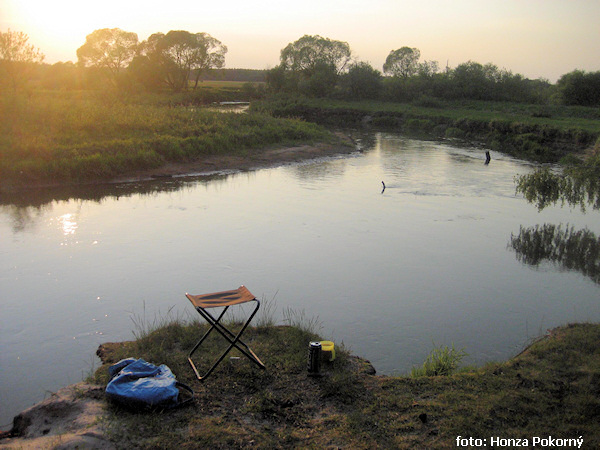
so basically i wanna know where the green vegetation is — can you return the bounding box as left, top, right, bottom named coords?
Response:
left=0, top=29, right=45, bottom=92
left=267, top=35, right=600, bottom=107
left=0, top=90, right=332, bottom=188
left=90, top=320, right=600, bottom=448
left=252, top=96, right=600, bottom=163
left=410, top=343, right=467, bottom=378
left=128, top=30, right=228, bottom=92
left=2, top=28, right=600, bottom=190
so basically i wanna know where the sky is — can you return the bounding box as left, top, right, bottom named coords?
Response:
left=1, top=0, right=599, bottom=82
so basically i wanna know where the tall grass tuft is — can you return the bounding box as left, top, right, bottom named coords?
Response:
left=281, top=306, right=323, bottom=336
left=255, top=291, right=279, bottom=328
left=410, top=343, right=467, bottom=377
left=128, top=302, right=185, bottom=341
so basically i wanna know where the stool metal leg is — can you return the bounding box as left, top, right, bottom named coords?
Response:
left=188, top=299, right=265, bottom=381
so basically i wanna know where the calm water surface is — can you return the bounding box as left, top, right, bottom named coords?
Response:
left=1, top=132, right=599, bottom=428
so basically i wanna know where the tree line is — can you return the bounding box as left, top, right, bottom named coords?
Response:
left=267, top=35, right=600, bottom=106
left=1, top=28, right=600, bottom=106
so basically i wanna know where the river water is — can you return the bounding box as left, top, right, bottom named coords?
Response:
left=1, top=132, right=599, bottom=428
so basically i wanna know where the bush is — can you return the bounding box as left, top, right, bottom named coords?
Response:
left=410, top=343, right=467, bottom=377
left=557, top=70, right=600, bottom=106
left=405, top=118, right=434, bottom=132
left=445, top=127, right=466, bottom=139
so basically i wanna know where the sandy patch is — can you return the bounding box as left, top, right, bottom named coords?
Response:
left=111, top=139, right=356, bottom=184
left=0, top=383, right=113, bottom=449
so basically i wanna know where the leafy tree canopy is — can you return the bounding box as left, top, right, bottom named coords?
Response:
left=341, top=61, right=382, bottom=99
left=280, top=35, right=352, bottom=75
left=135, top=30, right=227, bottom=92
left=383, top=47, right=421, bottom=78
left=76, top=28, right=138, bottom=78
left=557, top=70, right=600, bottom=106
left=0, top=29, right=45, bottom=90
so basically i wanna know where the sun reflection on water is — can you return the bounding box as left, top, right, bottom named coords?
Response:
left=58, top=213, right=78, bottom=236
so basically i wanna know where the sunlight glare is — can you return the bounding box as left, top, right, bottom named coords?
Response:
left=58, top=213, right=78, bottom=236
left=11, top=0, right=145, bottom=60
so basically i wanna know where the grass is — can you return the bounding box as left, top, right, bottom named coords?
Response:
left=410, top=343, right=467, bottom=378
left=0, top=90, right=333, bottom=188
left=254, top=96, right=600, bottom=132
left=90, top=320, right=600, bottom=448
left=252, top=96, right=600, bottom=163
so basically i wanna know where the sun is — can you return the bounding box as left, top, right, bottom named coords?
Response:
left=7, top=0, right=144, bottom=61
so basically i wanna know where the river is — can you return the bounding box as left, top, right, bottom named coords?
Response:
left=1, top=132, right=599, bottom=429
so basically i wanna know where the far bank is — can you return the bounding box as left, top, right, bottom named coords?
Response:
left=0, top=91, right=351, bottom=193
left=252, top=96, right=600, bottom=164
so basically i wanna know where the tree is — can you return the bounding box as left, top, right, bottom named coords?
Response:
left=557, top=70, right=600, bottom=106
left=0, top=29, right=45, bottom=90
left=340, top=61, right=382, bottom=99
left=40, top=62, right=83, bottom=90
left=383, top=47, right=421, bottom=78
left=134, top=30, right=227, bottom=92
left=450, top=61, right=492, bottom=99
left=268, top=35, right=352, bottom=97
left=280, top=35, right=352, bottom=75
left=298, top=61, right=338, bottom=97
left=417, top=60, right=439, bottom=78
left=76, top=28, right=138, bottom=85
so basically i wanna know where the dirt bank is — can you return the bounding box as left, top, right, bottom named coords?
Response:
left=115, top=139, right=357, bottom=183
left=0, top=136, right=357, bottom=194
left=1, top=336, right=375, bottom=449
left=0, top=383, right=113, bottom=449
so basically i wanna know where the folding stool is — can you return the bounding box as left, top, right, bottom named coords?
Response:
left=186, top=285, right=265, bottom=380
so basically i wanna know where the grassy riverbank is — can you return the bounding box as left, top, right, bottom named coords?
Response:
left=0, top=90, right=333, bottom=190
left=4, top=90, right=600, bottom=191
left=80, top=321, right=600, bottom=448
left=252, top=96, right=600, bottom=163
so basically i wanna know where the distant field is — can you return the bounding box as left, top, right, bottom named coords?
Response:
left=193, top=80, right=266, bottom=89
left=264, top=98, right=600, bottom=134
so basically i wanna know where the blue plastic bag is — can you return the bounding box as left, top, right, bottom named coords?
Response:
left=106, top=358, right=192, bottom=409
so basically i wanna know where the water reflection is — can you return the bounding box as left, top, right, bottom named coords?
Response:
left=290, top=157, right=348, bottom=182
left=515, top=167, right=600, bottom=212
left=0, top=204, right=50, bottom=233
left=58, top=213, right=78, bottom=236
left=510, top=224, right=600, bottom=285
left=0, top=172, right=232, bottom=209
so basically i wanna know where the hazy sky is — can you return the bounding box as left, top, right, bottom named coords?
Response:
left=2, top=0, right=599, bottom=82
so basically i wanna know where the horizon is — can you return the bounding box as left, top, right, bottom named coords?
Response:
left=2, top=0, right=599, bottom=83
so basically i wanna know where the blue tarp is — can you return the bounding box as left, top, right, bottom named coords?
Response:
left=106, top=358, right=181, bottom=408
